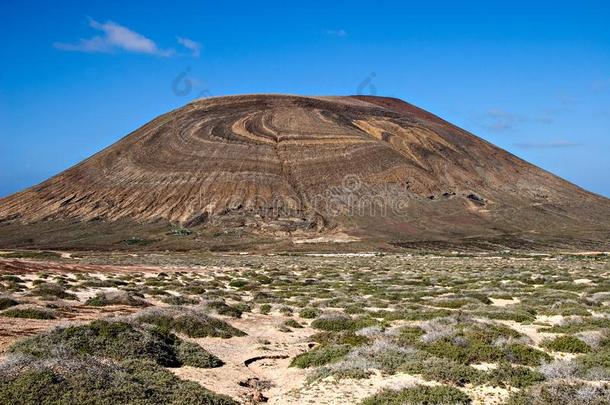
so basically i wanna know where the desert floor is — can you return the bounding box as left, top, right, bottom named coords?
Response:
left=1, top=250, right=609, bottom=404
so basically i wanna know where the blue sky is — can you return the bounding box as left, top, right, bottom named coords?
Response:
left=1, top=1, right=609, bottom=197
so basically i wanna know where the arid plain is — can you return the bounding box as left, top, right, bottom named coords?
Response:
left=1, top=250, right=610, bottom=404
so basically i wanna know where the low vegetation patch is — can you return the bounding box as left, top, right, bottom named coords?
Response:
left=0, top=296, right=20, bottom=310
left=133, top=307, right=246, bottom=338
left=416, top=357, right=483, bottom=386
left=290, top=345, right=351, bottom=368
left=0, top=357, right=236, bottom=404
left=161, top=295, right=200, bottom=305
left=205, top=300, right=243, bottom=318
left=177, top=341, right=224, bottom=368
left=1, top=306, right=56, bottom=320
left=361, top=385, right=471, bottom=405
left=507, top=381, right=610, bottom=405
left=9, top=319, right=220, bottom=368
left=299, top=307, right=320, bottom=319
left=543, top=335, right=591, bottom=353
left=29, top=282, right=77, bottom=301
left=85, top=291, right=149, bottom=307
left=284, top=318, right=303, bottom=328
left=311, top=313, right=378, bottom=332
left=228, top=278, right=248, bottom=288
left=486, top=362, right=546, bottom=389
left=0, top=250, right=61, bottom=260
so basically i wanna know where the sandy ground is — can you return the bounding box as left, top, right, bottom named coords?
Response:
left=489, top=297, right=521, bottom=307
left=173, top=312, right=312, bottom=403
left=293, top=233, right=361, bottom=244
left=1, top=255, right=606, bottom=404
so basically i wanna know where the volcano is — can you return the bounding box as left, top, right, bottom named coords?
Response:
left=1, top=94, right=609, bottom=251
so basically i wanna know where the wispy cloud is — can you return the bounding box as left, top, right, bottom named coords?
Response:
left=514, top=140, right=581, bottom=149
left=477, top=109, right=524, bottom=132
left=177, top=37, right=201, bottom=58
left=592, top=79, right=610, bottom=92
left=556, top=94, right=577, bottom=106
left=54, top=18, right=174, bottom=56
left=475, top=109, right=554, bottom=133
left=325, top=29, right=347, bottom=37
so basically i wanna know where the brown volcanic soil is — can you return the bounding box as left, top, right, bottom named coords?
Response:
left=0, top=94, right=609, bottom=251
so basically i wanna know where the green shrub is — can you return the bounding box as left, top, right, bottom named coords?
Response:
left=29, top=283, right=77, bottom=300
left=485, top=362, right=545, bottom=388
left=504, top=343, right=552, bottom=366
left=176, top=341, right=223, bottom=368
left=311, top=331, right=369, bottom=347
left=299, top=307, right=320, bottom=319
left=0, top=357, right=237, bottom=404
left=253, top=292, right=276, bottom=303
left=420, top=339, right=498, bottom=365
left=233, top=302, right=252, bottom=313
left=467, top=293, right=493, bottom=305
left=255, top=275, right=272, bottom=284
left=356, top=341, right=422, bottom=374
left=8, top=319, right=213, bottom=368
left=284, top=319, right=303, bottom=328
left=543, top=335, right=591, bottom=353
left=419, top=337, right=549, bottom=366
left=344, top=304, right=367, bottom=314
left=419, top=357, right=484, bottom=386
left=1, top=275, right=23, bottom=282
left=400, top=308, right=452, bottom=321
left=133, top=308, right=246, bottom=338
left=85, top=291, right=149, bottom=307
left=361, top=385, right=471, bottom=405
left=1, top=251, right=61, bottom=260
left=433, top=299, right=471, bottom=308
left=311, top=314, right=355, bottom=331
left=161, top=295, right=200, bottom=305
left=310, top=313, right=379, bottom=332
left=279, top=306, right=294, bottom=316
left=2, top=307, right=56, bottom=320
left=475, top=310, right=535, bottom=323
left=309, top=363, right=373, bottom=382
left=396, top=326, right=425, bottom=344
left=181, top=283, right=207, bottom=295
left=137, top=286, right=170, bottom=296
left=0, top=296, right=19, bottom=310
left=290, top=345, right=350, bottom=368
left=577, top=348, right=610, bottom=370
left=80, top=279, right=127, bottom=288
left=206, top=301, right=243, bottom=318
left=543, top=317, right=610, bottom=333
left=228, top=279, right=248, bottom=288
left=507, top=381, right=610, bottom=405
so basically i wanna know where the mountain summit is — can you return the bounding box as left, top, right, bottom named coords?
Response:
left=1, top=94, right=609, bottom=251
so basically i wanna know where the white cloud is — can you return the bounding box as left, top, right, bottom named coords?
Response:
left=54, top=18, right=174, bottom=56
left=176, top=37, right=201, bottom=58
